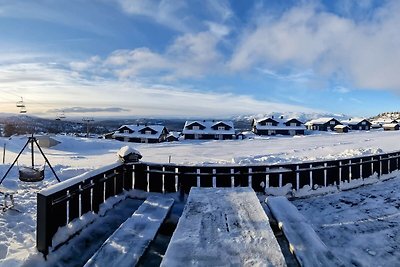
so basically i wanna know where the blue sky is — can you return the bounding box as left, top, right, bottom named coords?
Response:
left=0, top=0, right=399, bottom=118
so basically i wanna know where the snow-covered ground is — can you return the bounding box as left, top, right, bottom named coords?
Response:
left=293, top=176, right=400, bottom=266
left=0, top=130, right=399, bottom=266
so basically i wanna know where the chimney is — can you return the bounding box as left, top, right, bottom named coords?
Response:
left=271, top=115, right=274, bottom=119
left=280, top=115, right=283, bottom=119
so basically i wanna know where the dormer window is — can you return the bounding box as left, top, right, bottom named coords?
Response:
left=124, top=130, right=129, bottom=134
left=218, top=126, right=225, bottom=131
left=192, top=126, right=200, bottom=130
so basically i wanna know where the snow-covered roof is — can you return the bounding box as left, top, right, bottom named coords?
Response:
left=341, top=118, right=370, bottom=126
left=114, top=124, right=167, bottom=139
left=254, top=117, right=305, bottom=130
left=304, top=117, right=337, bottom=125
left=334, top=125, right=349, bottom=129
left=182, top=120, right=235, bottom=135
left=382, top=123, right=399, bottom=128
left=372, top=119, right=398, bottom=125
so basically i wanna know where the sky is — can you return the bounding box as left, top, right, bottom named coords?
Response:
left=0, top=0, right=400, bottom=119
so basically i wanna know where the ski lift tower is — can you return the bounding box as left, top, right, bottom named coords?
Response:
left=82, top=117, right=94, bottom=138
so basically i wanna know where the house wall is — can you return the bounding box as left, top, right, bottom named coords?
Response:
left=184, top=134, right=233, bottom=140
left=254, top=129, right=304, bottom=136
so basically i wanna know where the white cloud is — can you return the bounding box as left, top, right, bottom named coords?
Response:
left=0, top=61, right=319, bottom=118
left=333, top=86, right=351, bottom=94
left=72, top=28, right=227, bottom=80
left=115, top=0, right=190, bottom=32
left=229, top=1, right=400, bottom=91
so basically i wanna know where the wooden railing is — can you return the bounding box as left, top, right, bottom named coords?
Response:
left=36, top=151, right=400, bottom=256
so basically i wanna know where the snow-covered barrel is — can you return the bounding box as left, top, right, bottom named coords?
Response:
left=117, top=146, right=142, bottom=163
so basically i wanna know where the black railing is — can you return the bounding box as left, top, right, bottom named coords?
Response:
left=37, top=151, right=400, bottom=256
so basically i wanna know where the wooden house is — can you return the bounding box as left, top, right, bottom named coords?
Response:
left=334, top=125, right=350, bottom=133
left=252, top=116, right=305, bottom=136
left=341, top=118, right=371, bottom=130
left=305, top=118, right=342, bottom=131
left=166, top=132, right=180, bottom=142
left=113, top=124, right=169, bottom=143
left=371, top=119, right=398, bottom=129
left=383, top=123, right=400, bottom=131
left=182, top=120, right=235, bottom=140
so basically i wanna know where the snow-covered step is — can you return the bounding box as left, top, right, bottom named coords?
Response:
left=84, top=196, right=174, bottom=267
left=267, top=196, right=345, bottom=267
left=161, top=187, right=286, bottom=267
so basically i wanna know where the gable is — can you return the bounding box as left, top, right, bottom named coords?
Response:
left=258, top=118, right=278, bottom=126
left=118, top=126, right=134, bottom=133
left=186, top=121, right=206, bottom=130
left=211, top=122, right=232, bottom=130
left=285, top=118, right=303, bottom=126
left=139, top=126, right=157, bottom=134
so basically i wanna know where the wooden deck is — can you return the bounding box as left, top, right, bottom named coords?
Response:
left=161, top=187, right=286, bottom=266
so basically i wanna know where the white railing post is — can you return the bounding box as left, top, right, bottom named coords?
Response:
left=231, top=168, right=234, bottom=188
left=265, top=167, right=270, bottom=189
left=279, top=167, right=283, bottom=188
left=175, top=167, right=178, bottom=192
left=196, top=169, right=200, bottom=187
left=349, top=160, right=352, bottom=182
left=324, top=163, right=327, bottom=187
left=360, top=159, right=363, bottom=179
left=248, top=168, right=252, bottom=188
left=296, top=165, right=300, bottom=191
left=212, top=169, right=216, bottom=188
left=162, top=166, right=165, bottom=194
left=339, top=161, right=342, bottom=187
left=146, top=165, right=150, bottom=192
left=309, top=164, right=313, bottom=188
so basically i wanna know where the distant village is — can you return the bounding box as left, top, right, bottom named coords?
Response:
left=108, top=115, right=400, bottom=144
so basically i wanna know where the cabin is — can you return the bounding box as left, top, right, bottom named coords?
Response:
left=113, top=124, right=169, bottom=143
left=383, top=123, right=400, bottom=131
left=251, top=116, right=305, bottom=136
left=166, top=132, right=180, bottom=142
left=371, top=119, right=398, bottom=129
left=334, top=125, right=350, bottom=133
left=304, top=118, right=342, bottom=131
left=182, top=120, right=235, bottom=140
left=341, top=118, right=371, bottom=130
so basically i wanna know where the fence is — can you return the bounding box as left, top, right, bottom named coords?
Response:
left=36, top=151, right=400, bottom=256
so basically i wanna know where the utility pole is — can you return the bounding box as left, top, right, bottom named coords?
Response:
left=82, top=117, right=94, bottom=138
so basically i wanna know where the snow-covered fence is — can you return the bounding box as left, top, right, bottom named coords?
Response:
left=36, top=151, right=400, bottom=257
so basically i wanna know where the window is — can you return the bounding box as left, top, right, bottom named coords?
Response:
left=145, top=130, right=152, bottom=135
left=362, top=121, right=366, bottom=125
left=192, top=126, right=200, bottom=130
left=123, top=130, right=129, bottom=134
left=290, top=123, right=297, bottom=127
left=330, top=121, right=335, bottom=125
left=266, top=122, right=273, bottom=126
left=218, top=126, right=225, bottom=131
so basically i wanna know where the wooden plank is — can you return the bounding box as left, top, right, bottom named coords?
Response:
left=161, top=187, right=286, bottom=267
left=84, top=196, right=174, bottom=267
left=267, top=196, right=345, bottom=267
